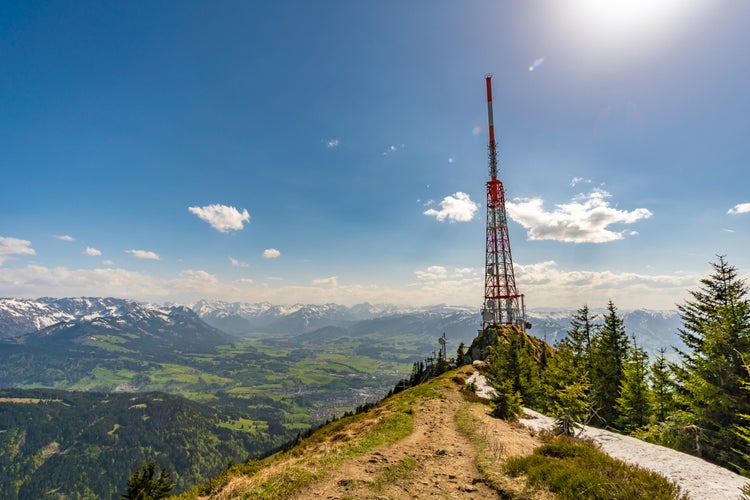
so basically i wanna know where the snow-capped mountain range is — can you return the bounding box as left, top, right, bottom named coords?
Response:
left=0, top=297, right=685, bottom=356
left=0, top=297, right=133, bottom=339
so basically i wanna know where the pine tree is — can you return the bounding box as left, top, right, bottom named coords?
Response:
left=616, top=336, right=652, bottom=432
left=590, top=300, right=630, bottom=428
left=567, top=304, right=598, bottom=376
left=489, top=378, right=523, bottom=421
left=486, top=328, right=542, bottom=415
left=650, top=347, right=674, bottom=422
left=734, top=355, right=750, bottom=494
left=121, top=461, right=174, bottom=500
left=673, top=256, right=750, bottom=469
left=541, top=341, right=591, bottom=435
left=456, top=341, right=466, bottom=365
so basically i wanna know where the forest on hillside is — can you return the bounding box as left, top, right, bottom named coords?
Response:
left=0, top=390, right=284, bottom=499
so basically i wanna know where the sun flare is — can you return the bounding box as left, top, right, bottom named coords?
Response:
left=560, top=0, right=707, bottom=52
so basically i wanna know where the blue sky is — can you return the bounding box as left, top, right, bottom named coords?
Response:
left=1, top=0, right=749, bottom=310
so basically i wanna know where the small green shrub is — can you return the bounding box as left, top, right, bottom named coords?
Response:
left=490, top=379, right=522, bottom=421
left=505, top=436, right=685, bottom=499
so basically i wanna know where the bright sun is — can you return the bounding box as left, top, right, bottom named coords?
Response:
left=560, top=0, right=707, bottom=52
left=577, top=0, right=685, bottom=31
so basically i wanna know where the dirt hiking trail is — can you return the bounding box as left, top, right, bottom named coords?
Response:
left=291, top=368, right=542, bottom=499
left=291, top=366, right=748, bottom=500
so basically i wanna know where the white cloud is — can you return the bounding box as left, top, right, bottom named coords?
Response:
left=312, top=276, right=338, bottom=286
left=570, top=177, right=592, bottom=187
left=84, top=247, right=102, bottom=256
left=188, top=204, right=250, bottom=232
left=415, top=265, right=449, bottom=281
left=513, top=260, right=697, bottom=310
left=176, top=269, right=218, bottom=287
left=0, top=258, right=705, bottom=311
left=55, top=235, right=75, bottom=241
left=507, top=188, right=652, bottom=243
left=229, top=256, right=248, bottom=267
left=727, top=203, right=750, bottom=215
left=103, top=260, right=114, bottom=265
left=0, top=236, right=36, bottom=265
left=454, top=267, right=477, bottom=277
left=423, top=192, right=479, bottom=223
left=126, top=249, right=161, bottom=260
left=0, top=265, right=163, bottom=299
left=263, top=248, right=281, bottom=259
left=326, top=138, right=340, bottom=149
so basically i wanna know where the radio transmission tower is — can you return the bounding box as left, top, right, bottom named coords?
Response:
left=480, top=74, right=529, bottom=331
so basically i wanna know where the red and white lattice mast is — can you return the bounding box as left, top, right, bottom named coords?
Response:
left=481, top=74, right=529, bottom=331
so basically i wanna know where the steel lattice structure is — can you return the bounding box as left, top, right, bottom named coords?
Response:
left=481, top=74, right=528, bottom=331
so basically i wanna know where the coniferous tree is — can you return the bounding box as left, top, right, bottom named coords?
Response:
left=673, top=256, right=750, bottom=469
left=734, top=356, right=750, bottom=495
left=541, top=339, right=591, bottom=435
left=616, top=336, right=652, bottom=432
left=486, top=329, right=542, bottom=409
left=567, top=304, right=598, bottom=376
left=650, top=347, right=674, bottom=422
left=539, top=304, right=598, bottom=433
left=590, top=300, right=630, bottom=428
left=489, top=378, right=524, bottom=421
left=121, top=461, right=174, bottom=500
left=456, top=341, right=466, bottom=365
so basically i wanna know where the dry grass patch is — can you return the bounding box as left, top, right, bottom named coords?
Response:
left=175, top=379, right=437, bottom=499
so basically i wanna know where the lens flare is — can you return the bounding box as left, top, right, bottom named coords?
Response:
left=528, top=57, right=545, bottom=72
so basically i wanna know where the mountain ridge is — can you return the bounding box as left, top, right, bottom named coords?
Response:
left=0, top=297, right=685, bottom=358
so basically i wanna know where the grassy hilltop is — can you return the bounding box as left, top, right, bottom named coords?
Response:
left=177, top=364, right=683, bottom=499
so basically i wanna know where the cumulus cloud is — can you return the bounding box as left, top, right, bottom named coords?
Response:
left=263, top=248, right=281, bottom=259
left=189, top=204, right=250, bottom=232
left=727, top=203, right=750, bottom=215
left=176, top=269, right=218, bottom=286
left=229, top=256, right=248, bottom=267
left=56, top=235, right=75, bottom=241
left=126, top=249, right=161, bottom=260
left=0, top=258, right=700, bottom=311
left=84, top=247, right=102, bottom=256
left=423, top=192, right=479, bottom=223
left=415, top=265, right=449, bottom=281
left=312, top=276, right=338, bottom=286
left=507, top=189, right=652, bottom=243
left=0, top=236, right=36, bottom=265
left=326, top=138, right=340, bottom=149
left=513, top=260, right=698, bottom=310
left=454, top=267, right=477, bottom=277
